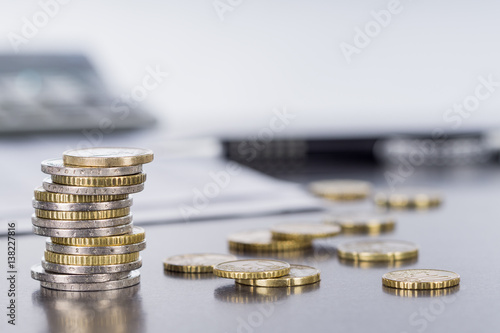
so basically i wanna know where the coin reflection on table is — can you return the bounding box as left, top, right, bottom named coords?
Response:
left=338, top=257, right=418, bottom=269
left=32, top=284, right=143, bottom=333
left=214, top=282, right=319, bottom=304
left=383, top=285, right=460, bottom=298
left=163, top=270, right=217, bottom=280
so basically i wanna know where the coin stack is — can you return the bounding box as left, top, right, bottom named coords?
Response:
left=30, top=148, right=153, bottom=291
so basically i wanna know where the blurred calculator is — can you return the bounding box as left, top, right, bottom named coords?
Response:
left=0, top=54, right=156, bottom=134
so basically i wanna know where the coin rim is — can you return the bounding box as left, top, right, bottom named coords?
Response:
left=41, top=158, right=143, bottom=176
left=41, top=258, right=142, bottom=274
left=63, top=147, right=154, bottom=167
left=236, top=264, right=321, bottom=287
left=31, top=214, right=133, bottom=229
left=31, top=264, right=130, bottom=283
left=382, top=269, right=460, bottom=290
left=213, top=259, right=291, bottom=279
left=32, top=198, right=133, bottom=211
left=39, top=270, right=141, bottom=291
left=32, top=223, right=133, bottom=238
left=42, top=178, right=145, bottom=195
left=46, top=240, right=146, bottom=255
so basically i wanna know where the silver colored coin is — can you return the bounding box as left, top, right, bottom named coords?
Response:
left=31, top=214, right=133, bottom=229
left=32, top=198, right=133, bottom=211
left=41, top=258, right=142, bottom=274
left=46, top=240, right=147, bottom=255
left=32, top=223, right=133, bottom=237
left=42, top=178, right=144, bottom=195
left=41, top=158, right=143, bottom=177
left=31, top=264, right=130, bottom=283
left=40, top=270, right=141, bottom=291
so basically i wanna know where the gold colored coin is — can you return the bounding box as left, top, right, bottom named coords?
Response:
left=213, top=259, right=291, bottom=279
left=325, top=213, right=396, bottom=234
left=383, top=285, right=460, bottom=297
left=374, top=189, right=442, bottom=209
left=228, top=230, right=312, bottom=253
left=51, top=227, right=145, bottom=246
left=308, top=179, right=371, bottom=201
left=35, top=208, right=130, bottom=220
left=337, top=240, right=418, bottom=262
left=34, top=187, right=128, bottom=203
left=271, top=223, right=341, bottom=241
left=63, top=147, right=154, bottom=167
left=163, top=253, right=238, bottom=273
left=44, top=251, right=140, bottom=266
left=51, top=173, right=146, bottom=187
left=382, top=269, right=460, bottom=290
left=236, top=264, right=320, bottom=287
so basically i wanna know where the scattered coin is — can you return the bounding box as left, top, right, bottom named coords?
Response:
left=164, top=253, right=238, bottom=273
left=31, top=264, right=130, bottom=283
left=271, top=223, right=341, bottom=241
left=34, top=187, right=129, bottom=203
left=382, top=269, right=460, bottom=290
left=41, top=258, right=143, bottom=274
left=41, top=158, right=143, bottom=177
left=213, top=259, right=291, bottom=279
left=374, top=189, right=442, bottom=209
left=32, top=198, right=133, bottom=211
left=42, top=178, right=145, bottom=195
left=32, top=223, right=133, bottom=238
left=40, top=270, right=141, bottom=291
left=228, top=230, right=312, bottom=253
left=31, top=214, right=133, bottom=229
left=63, top=147, right=154, bottom=167
left=51, top=173, right=147, bottom=187
left=236, top=264, right=320, bottom=287
left=308, top=179, right=371, bottom=200
left=46, top=240, right=147, bottom=255
left=337, top=240, right=418, bottom=262
left=51, top=226, right=146, bottom=246
left=325, top=212, right=396, bottom=234
left=35, top=207, right=130, bottom=220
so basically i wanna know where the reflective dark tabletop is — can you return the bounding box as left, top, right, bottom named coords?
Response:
left=3, top=162, right=500, bottom=333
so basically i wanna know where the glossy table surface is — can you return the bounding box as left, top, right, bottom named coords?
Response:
left=2, top=162, right=500, bottom=333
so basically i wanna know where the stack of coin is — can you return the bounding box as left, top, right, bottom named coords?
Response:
left=31, top=147, right=153, bottom=291
left=213, top=259, right=321, bottom=288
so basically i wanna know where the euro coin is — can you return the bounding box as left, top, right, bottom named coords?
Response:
left=213, top=259, right=291, bottom=279
left=236, top=264, right=320, bottom=287
left=31, top=214, right=133, bottom=229
left=374, top=189, right=442, bottom=208
left=34, top=187, right=128, bottom=203
left=32, top=223, right=132, bottom=238
left=51, top=173, right=146, bottom=187
left=44, top=251, right=140, bottom=266
left=271, top=223, right=340, bottom=241
left=35, top=207, right=130, bottom=220
left=43, top=178, right=144, bottom=195
left=32, top=198, right=133, bottom=211
left=382, top=269, right=460, bottom=290
left=228, top=230, right=312, bottom=253
left=325, top=212, right=395, bottom=234
left=42, top=158, right=143, bottom=176
left=40, top=270, right=141, bottom=291
left=41, top=258, right=142, bottom=274
left=31, top=264, right=130, bottom=283
left=51, top=227, right=145, bottom=246
left=46, top=240, right=146, bottom=255
left=337, top=240, right=418, bottom=262
left=63, top=147, right=154, bottom=167
left=163, top=253, right=237, bottom=273
left=308, top=179, right=371, bottom=200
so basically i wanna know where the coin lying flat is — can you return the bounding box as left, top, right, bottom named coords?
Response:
left=213, top=259, right=291, bottom=279
left=32, top=223, right=133, bottom=238
left=308, top=179, right=371, bottom=200
left=35, top=207, right=130, bottom=220
left=33, top=198, right=133, bottom=211
left=325, top=213, right=396, bottom=234
left=228, top=230, right=312, bottom=253
left=34, top=187, right=128, bottom=203
left=236, top=264, right=321, bottom=287
left=337, top=240, right=418, bottom=262
left=51, top=227, right=145, bottom=247
left=42, top=158, right=143, bottom=177
left=43, top=178, right=144, bottom=195
left=63, top=147, right=154, bottom=167
left=382, top=269, right=460, bottom=290
left=374, top=189, right=442, bottom=208
left=51, top=173, right=147, bottom=187
left=46, top=240, right=146, bottom=255
left=31, top=264, right=130, bottom=283
left=164, top=253, right=238, bottom=273
left=271, top=223, right=341, bottom=241
left=44, top=251, right=140, bottom=266
left=31, top=214, right=133, bottom=229
left=40, top=270, right=141, bottom=291
left=42, top=258, right=142, bottom=274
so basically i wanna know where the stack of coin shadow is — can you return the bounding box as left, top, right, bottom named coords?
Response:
left=31, top=147, right=153, bottom=291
